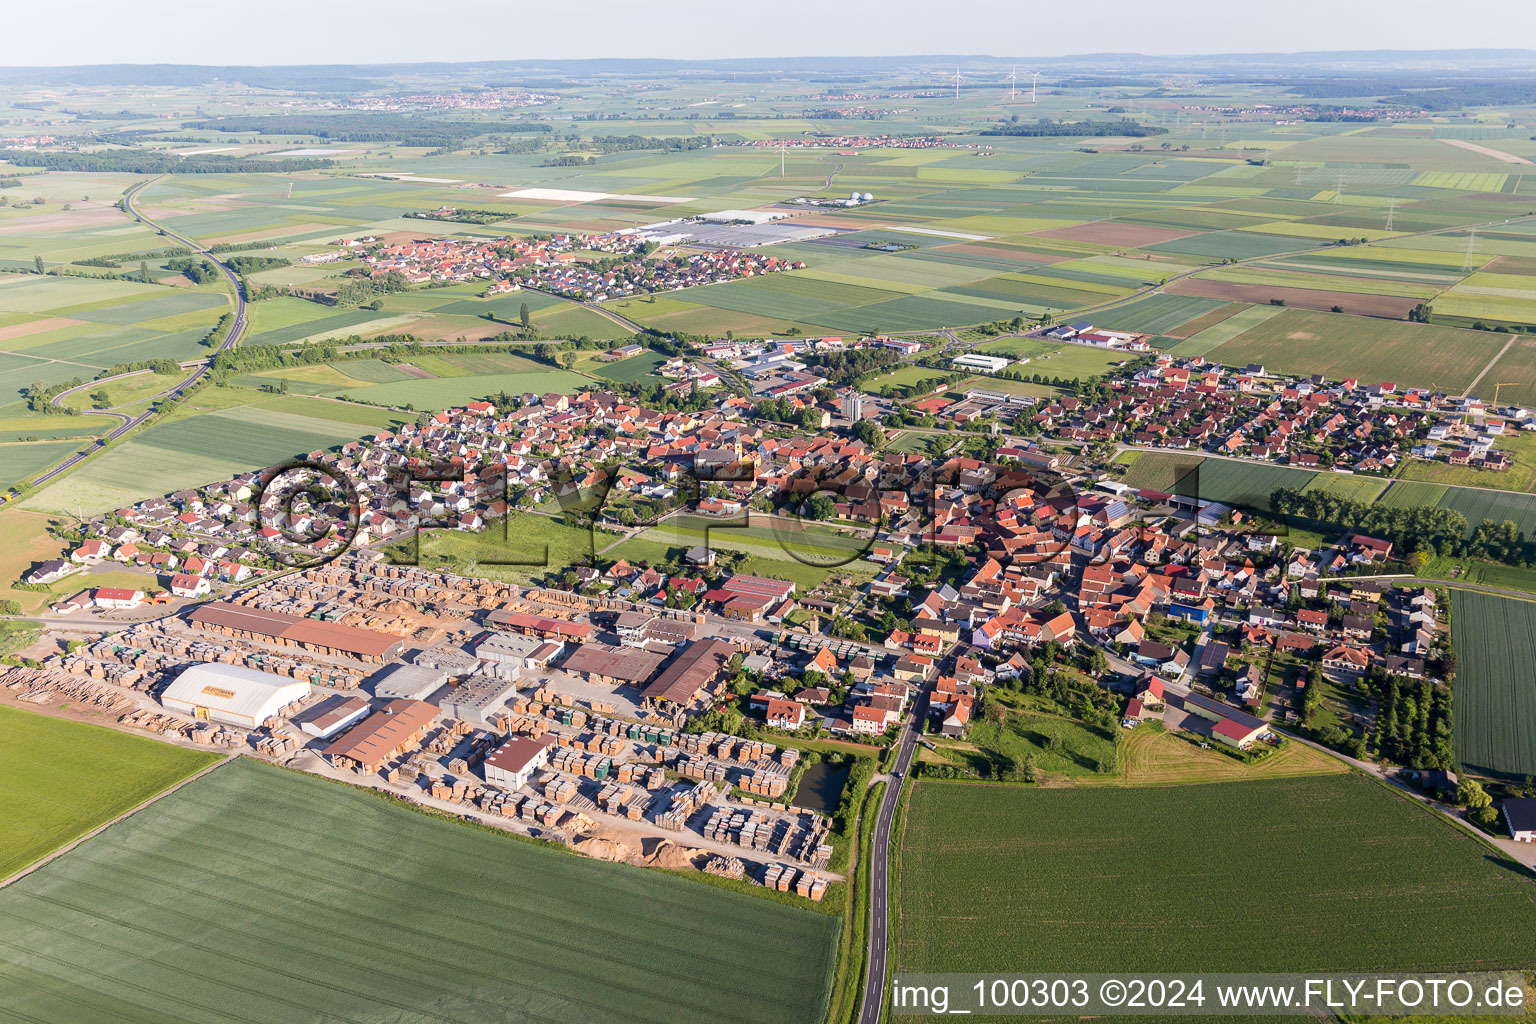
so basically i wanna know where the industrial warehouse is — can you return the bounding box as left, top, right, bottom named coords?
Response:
left=188, top=601, right=405, bottom=663
left=159, top=663, right=311, bottom=728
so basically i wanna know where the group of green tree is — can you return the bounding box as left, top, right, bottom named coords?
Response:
left=807, top=347, right=901, bottom=384
left=980, top=117, right=1168, bottom=138
left=164, top=256, right=220, bottom=284
left=1367, top=668, right=1454, bottom=769
left=403, top=208, right=516, bottom=225
left=1270, top=487, right=1492, bottom=562
left=0, top=149, right=333, bottom=174
left=181, top=113, right=550, bottom=149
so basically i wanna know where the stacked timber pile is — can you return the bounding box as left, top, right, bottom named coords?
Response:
left=703, top=854, right=745, bottom=880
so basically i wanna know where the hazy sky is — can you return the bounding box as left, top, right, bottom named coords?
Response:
left=9, top=0, right=1536, bottom=66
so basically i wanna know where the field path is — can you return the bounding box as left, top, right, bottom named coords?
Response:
left=1460, top=331, right=1521, bottom=398
left=1440, top=138, right=1533, bottom=165
left=0, top=751, right=235, bottom=889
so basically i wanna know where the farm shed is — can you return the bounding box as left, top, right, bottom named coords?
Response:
left=1506, top=798, right=1536, bottom=843
left=1181, top=691, right=1272, bottom=750
left=160, top=663, right=311, bottom=729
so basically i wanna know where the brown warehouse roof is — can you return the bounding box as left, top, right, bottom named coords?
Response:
left=324, top=698, right=438, bottom=765
left=642, top=637, right=737, bottom=705
left=188, top=601, right=402, bottom=660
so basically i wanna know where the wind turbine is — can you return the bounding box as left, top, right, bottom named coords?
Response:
left=779, top=143, right=786, bottom=178
left=1031, top=71, right=1042, bottom=103
left=952, top=66, right=964, bottom=102
left=1007, top=67, right=1018, bottom=101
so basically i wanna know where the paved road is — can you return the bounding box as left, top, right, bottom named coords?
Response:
left=858, top=689, right=925, bottom=1024
left=28, top=175, right=248, bottom=488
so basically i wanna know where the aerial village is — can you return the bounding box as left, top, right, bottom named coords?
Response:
left=12, top=318, right=1532, bottom=887
left=304, top=228, right=801, bottom=302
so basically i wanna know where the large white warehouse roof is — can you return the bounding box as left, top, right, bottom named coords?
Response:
left=160, top=663, right=311, bottom=728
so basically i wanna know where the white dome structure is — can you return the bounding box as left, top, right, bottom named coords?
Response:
left=160, top=662, right=311, bottom=728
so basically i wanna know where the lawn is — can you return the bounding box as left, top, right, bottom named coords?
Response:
left=929, top=710, right=1119, bottom=779
left=898, top=774, right=1536, bottom=979
left=610, top=533, right=865, bottom=592
left=1109, top=722, right=1349, bottom=786
left=395, top=512, right=622, bottom=583
left=1450, top=591, right=1536, bottom=779
left=0, top=706, right=221, bottom=881
left=1302, top=471, right=1392, bottom=503
left=860, top=365, right=947, bottom=396
left=0, top=757, right=839, bottom=1024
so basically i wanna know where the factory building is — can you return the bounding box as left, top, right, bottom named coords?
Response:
left=159, top=662, right=311, bottom=728
left=642, top=637, right=739, bottom=707
left=297, top=695, right=372, bottom=739
left=486, top=609, right=594, bottom=644
left=951, top=353, right=1011, bottom=374
left=439, top=672, right=521, bottom=725
left=324, top=698, right=438, bottom=774
left=560, top=642, right=667, bottom=687
left=369, top=663, right=449, bottom=702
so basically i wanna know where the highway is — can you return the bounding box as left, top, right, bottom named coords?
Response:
left=27, top=175, right=248, bottom=488
left=857, top=685, right=926, bottom=1024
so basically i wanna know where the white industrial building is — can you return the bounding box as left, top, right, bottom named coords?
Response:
left=160, top=663, right=310, bottom=728
left=483, top=736, right=553, bottom=789
left=952, top=353, right=1012, bottom=374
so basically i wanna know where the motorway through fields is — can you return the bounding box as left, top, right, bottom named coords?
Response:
left=27, top=175, right=247, bottom=488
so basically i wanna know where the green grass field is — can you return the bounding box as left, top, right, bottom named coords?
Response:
left=0, top=706, right=221, bottom=880
left=0, top=439, right=85, bottom=489
left=898, top=775, right=1536, bottom=980
left=1199, top=309, right=1506, bottom=391
left=0, top=757, right=839, bottom=1024
left=1450, top=591, right=1536, bottom=779
left=338, top=369, right=592, bottom=409
left=22, top=396, right=409, bottom=514
left=1118, top=451, right=1318, bottom=510
left=590, top=349, right=667, bottom=382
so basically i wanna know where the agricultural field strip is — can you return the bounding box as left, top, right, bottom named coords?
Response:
left=0, top=758, right=837, bottom=1024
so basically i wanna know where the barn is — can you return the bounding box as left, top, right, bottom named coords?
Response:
left=160, top=663, right=310, bottom=728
